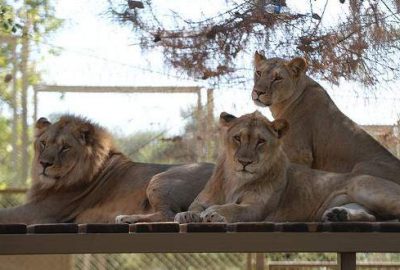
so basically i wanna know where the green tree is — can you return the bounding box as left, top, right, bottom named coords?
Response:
left=0, top=0, right=62, bottom=188
left=0, top=2, right=19, bottom=33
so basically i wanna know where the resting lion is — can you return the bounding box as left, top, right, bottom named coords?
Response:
left=251, top=52, right=400, bottom=184
left=0, top=115, right=213, bottom=224
left=175, top=112, right=400, bottom=223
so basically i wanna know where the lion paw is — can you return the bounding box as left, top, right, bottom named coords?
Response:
left=322, top=207, right=349, bottom=222
left=200, top=211, right=227, bottom=223
left=174, top=211, right=202, bottom=223
left=115, top=214, right=142, bottom=224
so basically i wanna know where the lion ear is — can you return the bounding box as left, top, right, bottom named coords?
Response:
left=77, top=123, right=95, bottom=145
left=287, top=57, right=307, bottom=77
left=271, top=119, right=289, bottom=138
left=35, top=117, right=51, bottom=137
left=220, top=112, right=237, bottom=127
left=254, top=51, right=266, bottom=69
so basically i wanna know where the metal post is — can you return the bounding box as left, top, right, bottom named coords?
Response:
left=338, top=252, right=356, bottom=270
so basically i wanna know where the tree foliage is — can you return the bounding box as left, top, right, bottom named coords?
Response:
left=110, top=0, right=400, bottom=86
left=0, top=2, right=20, bottom=33
left=0, top=0, right=62, bottom=187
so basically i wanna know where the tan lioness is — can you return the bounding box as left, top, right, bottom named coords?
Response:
left=252, top=52, right=400, bottom=184
left=175, top=112, right=400, bottom=223
left=0, top=115, right=213, bottom=224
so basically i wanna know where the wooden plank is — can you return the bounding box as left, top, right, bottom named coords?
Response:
left=33, top=85, right=201, bottom=94
left=228, top=222, right=275, bottom=232
left=0, top=224, right=27, bottom=234
left=27, top=224, right=78, bottom=234
left=132, top=222, right=179, bottom=233
left=1, top=232, right=400, bottom=255
left=329, top=222, right=376, bottom=232
left=180, top=223, right=227, bottom=232
left=338, top=252, right=356, bottom=270
left=78, top=224, right=129, bottom=233
left=378, top=222, right=400, bottom=232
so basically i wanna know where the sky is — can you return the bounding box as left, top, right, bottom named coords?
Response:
left=34, top=0, right=400, bottom=136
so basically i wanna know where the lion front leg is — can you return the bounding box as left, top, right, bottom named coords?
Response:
left=199, top=203, right=263, bottom=223
left=174, top=211, right=202, bottom=223
left=200, top=207, right=227, bottom=223
left=173, top=198, right=209, bottom=223
left=115, top=211, right=174, bottom=224
left=322, top=203, right=376, bottom=222
left=0, top=201, right=61, bottom=224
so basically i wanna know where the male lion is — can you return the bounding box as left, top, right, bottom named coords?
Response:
left=175, top=112, right=400, bottom=223
left=0, top=115, right=213, bottom=224
left=251, top=52, right=400, bottom=184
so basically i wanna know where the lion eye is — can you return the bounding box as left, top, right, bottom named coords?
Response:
left=255, top=70, right=262, bottom=77
left=273, top=75, right=283, bottom=82
left=61, top=145, right=71, bottom=152
left=40, top=141, right=46, bottom=149
left=233, top=135, right=241, bottom=142
left=257, top=138, right=266, bottom=145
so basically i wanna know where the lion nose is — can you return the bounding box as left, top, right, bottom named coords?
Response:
left=252, top=89, right=263, bottom=99
left=40, top=161, right=53, bottom=169
left=238, top=159, right=253, bottom=167
left=255, top=89, right=264, bottom=96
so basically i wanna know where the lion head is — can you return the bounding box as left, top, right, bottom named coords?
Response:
left=219, top=111, right=289, bottom=180
left=31, top=115, right=116, bottom=190
left=252, top=51, right=307, bottom=107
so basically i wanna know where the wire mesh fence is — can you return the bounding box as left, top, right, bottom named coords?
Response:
left=0, top=189, right=27, bottom=208
left=73, top=253, right=247, bottom=270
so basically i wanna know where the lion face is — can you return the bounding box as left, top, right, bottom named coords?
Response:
left=220, top=111, right=288, bottom=180
left=32, top=115, right=113, bottom=189
left=252, top=52, right=307, bottom=107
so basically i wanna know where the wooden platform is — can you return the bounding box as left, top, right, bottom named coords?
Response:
left=2, top=222, right=400, bottom=270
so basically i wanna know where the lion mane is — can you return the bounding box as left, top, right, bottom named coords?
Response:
left=0, top=115, right=213, bottom=224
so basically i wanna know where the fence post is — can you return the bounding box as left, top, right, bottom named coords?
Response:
left=255, top=253, right=265, bottom=270
left=196, top=89, right=203, bottom=161
left=246, top=253, right=253, bottom=270
left=338, top=252, right=356, bottom=270
left=206, top=88, right=214, bottom=161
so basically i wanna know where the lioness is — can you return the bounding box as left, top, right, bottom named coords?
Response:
left=175, top=112, right=400, bottom=223
left=252, top=52, right=400, bottom=183
left=0, top=115, right=213, bottom=224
